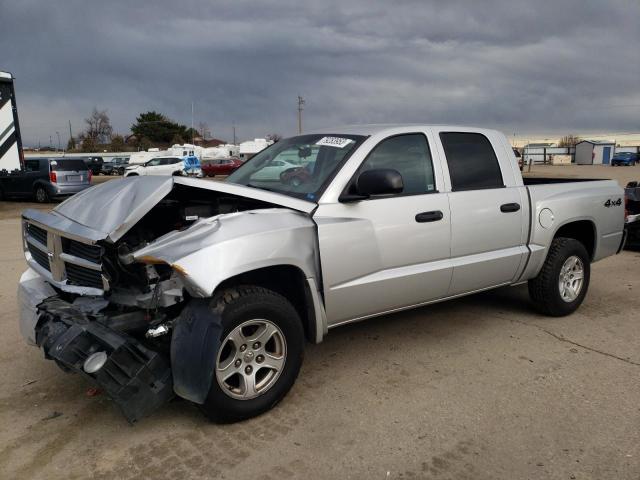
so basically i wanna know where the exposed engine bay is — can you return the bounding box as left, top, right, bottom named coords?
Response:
left=20, top=177, right=318, bottom=421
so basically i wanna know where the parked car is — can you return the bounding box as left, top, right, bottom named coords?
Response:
left=102, top=157, right=130, bottom=175
left=611, top=152, right=638, bottom=166
left=18, top=125, right=625, bottom=423
left=624, top=180, right=640, bottom=248
left=0, top=158, right=91, bottom=202
left=247, top=158, right=297, bottom=181
left=124, top=156, right=202, bottom=177
left=83, top=156, right=104, bottom=175
left=201, top=158, right=243, bottom=177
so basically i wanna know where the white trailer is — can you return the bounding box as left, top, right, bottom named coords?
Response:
left=0, top=71, right=23, bottom=172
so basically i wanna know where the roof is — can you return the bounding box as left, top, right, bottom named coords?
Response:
left=312, top=124, right=502, bottom=137
left=524, top=142, right=556, bottom=148
left=0, top=71, right=12, bottom=80
left=577, top=139, right=616, bottom=145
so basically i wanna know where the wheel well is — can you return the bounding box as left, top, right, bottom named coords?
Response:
left=554, top=220, right=596, bottom=259
left=216, top=265, right=316, bottom=343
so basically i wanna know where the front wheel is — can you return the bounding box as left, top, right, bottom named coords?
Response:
left=200, top=286, right=304, bottom=423
left=528, top=237, right=590, bottom=316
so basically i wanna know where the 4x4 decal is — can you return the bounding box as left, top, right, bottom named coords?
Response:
left=604, top=198, right=622, bottom=208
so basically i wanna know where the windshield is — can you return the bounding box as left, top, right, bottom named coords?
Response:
left=226, top=134, right=364, bottom=200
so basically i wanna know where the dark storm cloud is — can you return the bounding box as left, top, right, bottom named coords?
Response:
left=1, top=0, right=638, bottom=145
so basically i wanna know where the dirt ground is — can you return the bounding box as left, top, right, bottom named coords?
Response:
left=1, top=165, right=639, bottom=479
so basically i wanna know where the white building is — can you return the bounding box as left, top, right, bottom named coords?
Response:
left=575, top=140, right=616, bottom=165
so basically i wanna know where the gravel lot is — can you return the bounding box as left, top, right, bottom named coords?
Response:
left=1, top=165, right=639, bottom=479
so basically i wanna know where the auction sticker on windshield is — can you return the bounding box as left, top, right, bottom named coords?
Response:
left=316, top=137, right=353, bottom=148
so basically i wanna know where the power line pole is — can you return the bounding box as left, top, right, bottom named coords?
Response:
left=68, top=120, right=73, bottom=149
left=232, top=122, right=237, bottom=145
left=191, top=102, right=194, bottom=145
left=297, top=95, right=305, bottom=134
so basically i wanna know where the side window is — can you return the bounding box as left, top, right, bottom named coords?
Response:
left=359, top=134, right=436, bottom=195
left=24, top=160, right=40, bottom=172
left=440, top=132, right=503, bottom=191
left=147, top=158, right=161, bottom=166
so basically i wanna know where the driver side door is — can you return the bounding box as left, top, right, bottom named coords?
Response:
left=314, top=133, right=452, bottom=325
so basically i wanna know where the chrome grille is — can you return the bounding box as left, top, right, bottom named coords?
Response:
left=27, top=243, right=50, bottom=271
left=26, top=223, right=47, bottom=245
left=62, top=238, right=102, bottom=264
left=23, top=220, right=107, bottom=291
left=65, top=263, right=104, bottom=289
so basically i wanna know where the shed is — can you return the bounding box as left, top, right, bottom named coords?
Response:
left=575, top=140, right=616, bottom=165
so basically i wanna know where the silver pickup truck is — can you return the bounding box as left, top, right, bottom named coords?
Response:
left=18, top=125, right=625, bottom=422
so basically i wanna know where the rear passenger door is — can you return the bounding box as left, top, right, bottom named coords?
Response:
left=436, top=131, right=527, bottom=295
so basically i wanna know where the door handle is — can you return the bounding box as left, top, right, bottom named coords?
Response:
left=500, top=203, right=520, bottom=213
left=415, top=210, right=443, bottom=223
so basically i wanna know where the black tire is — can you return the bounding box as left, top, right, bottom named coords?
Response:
left=126, top=172, right=138, bottom=177
left=34, top=185, right=49, bottom=203
left=528, top=237, right=590, bottom=316
left=200, top=285, right=304, bottom=423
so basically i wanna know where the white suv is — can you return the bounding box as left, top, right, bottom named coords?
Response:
left=124, top=156, right=203, bottom=177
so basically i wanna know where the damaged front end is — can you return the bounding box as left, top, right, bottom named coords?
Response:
left=19, top=176, right=318, bottom=422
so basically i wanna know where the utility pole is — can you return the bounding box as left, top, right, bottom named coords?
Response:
left=232, top=122, right=237, bottom=145
left=191, top=102, right=194, bottom=145
left=297, top=95, right=305, bottom=134
left=49, top=135, right=52, bottom=151
left=56, top=131, right=61, bottom=152
left=68, top=120, right=73, bottom=149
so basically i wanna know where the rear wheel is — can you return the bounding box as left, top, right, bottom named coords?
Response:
left=200, top=286, right=304, bottom=423
left=528, top=237, right=590, bottom=316
left=34, top=185, right=49, bottom=203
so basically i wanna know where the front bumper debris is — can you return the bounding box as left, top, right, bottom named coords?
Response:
left=35, top=297, right=174, bottom=423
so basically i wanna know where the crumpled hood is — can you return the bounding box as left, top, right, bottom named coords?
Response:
left=24, top=176, right=316, bottom=243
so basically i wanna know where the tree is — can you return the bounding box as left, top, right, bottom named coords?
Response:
left=558, top=135, right=581, bottom=147
left=171, top=134, right=185, bottom=145
left=79, top=136, right=98, bottom=153
left=67, top=138, right=76, bottom=151
left=198, top=121, right=210, bottom=140
left=110, top=134, right=125, bottom=152
left=131, top=111, right=189, bottom=144
left=138, top=136, right=152, bottom=151
left=84, top=107, right=113, bottom=143
left=184, top=127, right=199, bottom=143
left=266, top=133, right=282, bottom=143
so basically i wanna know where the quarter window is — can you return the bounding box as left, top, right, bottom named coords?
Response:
left=24, top=160, right=40, bottom=172
left=359, top=134, right=436, bottom=195
left=440, top=132, right=503, bottom=191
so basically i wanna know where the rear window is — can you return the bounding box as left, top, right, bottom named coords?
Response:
left=50, top=159, right=88, bottom=171
left=440, top=132, right=504, bottom=191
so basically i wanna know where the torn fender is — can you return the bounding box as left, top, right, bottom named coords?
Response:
left=132, top=208, right=320, bottom=297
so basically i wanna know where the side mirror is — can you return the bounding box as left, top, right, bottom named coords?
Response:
left=357, top=168, right=403, bottom=196
left=340, top=168, right=404, bottom=202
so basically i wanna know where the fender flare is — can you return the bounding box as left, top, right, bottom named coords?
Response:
left=170, top=298, right=223, bottom=404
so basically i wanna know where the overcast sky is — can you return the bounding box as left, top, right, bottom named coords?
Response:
left=2, top=0, right=639, bottom=146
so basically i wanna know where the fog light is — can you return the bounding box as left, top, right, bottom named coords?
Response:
left=83, top=351, right=108, bottom=374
